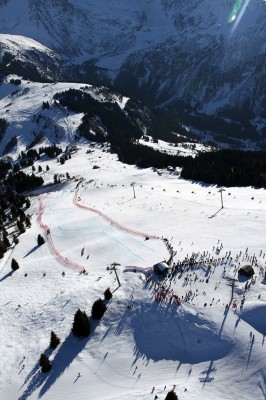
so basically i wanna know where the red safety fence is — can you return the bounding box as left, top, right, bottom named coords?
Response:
left=73, top=188, right=160, bottom=240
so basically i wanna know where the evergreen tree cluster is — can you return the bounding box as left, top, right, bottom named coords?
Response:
left=55, top=89, right=142, bottom=142
left=0, top=231, right=10, bottom=259
left=54, top=89, right=192, bottom=144
left=20, top=148, right=39, bottom=161
left=3, top=136, right=17, bottom=155
left=39, top=145, right=62, bottom=158
left=111, top=140, right=187, bottom=169
left=0, top=191, right=30, bottom=258
left=0, top=160, right=12, bottom=180
left=5, top=170, right=44, bottom=193
left=181, top=149, right=266, bottom=188
left=38, top=294, right=110, bottom=372
left=18, top=146, right=61, bottom=167
left=0, top=117, right=8, bottom=142
left=38, top=331, right=61, bottom=373
left=111, top=140, right=266, bottom=188
left=42, top=101, right=50, bottom=110
left=72, top=292, right=110, bottom=339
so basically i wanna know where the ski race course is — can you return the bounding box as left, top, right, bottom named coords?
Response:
left=1, top=144, right=266, bottom=400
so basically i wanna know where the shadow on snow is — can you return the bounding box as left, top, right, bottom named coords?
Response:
left=131, top=302, right=234, bottom=365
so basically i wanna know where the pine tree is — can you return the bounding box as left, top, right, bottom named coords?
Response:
left=39, top=353, right=52, bottom=373
left=37, top=234, right=45, bottom=246
left=91, top=298, right=107, bottom=320
left=46, top=165, right=49, bottom=171
left=104, top=288, right=112, bottom=301
left=38, top=165, right=42, bottom=173
left=3, top=235, right=10, bottom=248
left=0, top=241, right=7, bottom=254
left=50, top=331, right=60, bottom=349
left=25, top=216, right=31, bottom=227
left=25, top=198, right=31, bottom=208
left=11, top=258, right=19, bottom=271
left=17, top=220, right=25, bottom=233
left=165, top=391, right=178, bottom=400
left=72, top=309, right=90, bottom=338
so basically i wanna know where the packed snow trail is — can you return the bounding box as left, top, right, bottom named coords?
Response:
left=73, top=187, right=160, bottom=240
left=37, top=198, right=85, bottom=271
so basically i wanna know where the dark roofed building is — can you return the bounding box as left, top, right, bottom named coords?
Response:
left=238, top=265, right=254, bottom=277
left=153, top=261, right=170, bottom=276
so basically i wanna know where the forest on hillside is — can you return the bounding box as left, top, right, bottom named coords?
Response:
left=111, top=141, right=266, bottom=188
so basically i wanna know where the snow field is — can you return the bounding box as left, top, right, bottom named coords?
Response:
left=1, top=131, right=266, bottom=399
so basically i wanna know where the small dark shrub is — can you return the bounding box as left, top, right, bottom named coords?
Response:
left=91, top=298, right=107, bottom=320
left=11, top=258, right=19, bottom=271
left=165, top=391, right=178, bottom=400
left=72, top=309, right=90, bottom=338
left=50, top=331, right=60, bottom=349
left=39, top=353, right=52, bottom=373
left=37, top=234, right=45, bottom=246
left=104, top=288, right=112, bottom=301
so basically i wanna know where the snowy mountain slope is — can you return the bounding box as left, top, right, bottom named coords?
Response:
left=1, top=143, right=266, bottom=400
left=0, top=75, right=196, bottom=157
left=0, top=34, right=61, bottom=81
left=0, top=0, right=265, bottom=122
left=0, top=77, right=87, bottom=155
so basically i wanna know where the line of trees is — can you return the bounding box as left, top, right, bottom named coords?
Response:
left=180, top=149, right=266, bottom=188
left=0, top=191, right=31, bottom=258
left=111, top=140, right=266, bottom=188
left=5, top=171, right=44, bottom=193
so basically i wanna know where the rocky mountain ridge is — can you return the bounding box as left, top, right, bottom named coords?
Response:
left=0, top=0, right=265, bottom=142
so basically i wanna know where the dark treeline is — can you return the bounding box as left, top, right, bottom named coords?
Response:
left=20, top=145, right=62, bottom=159
left=15, top=145, right=62, bottom=170
left=181, top=149, right=266, bottom=188
left=3, top=136, right=17, bottom=155
left=54, top=89, right=192, bottom=144
left=172, top=99, right=259, bottom=143
left=0, top=160, right=12, bottom=180
left=54, top=89, right=143, bottom=142
left=5, top=171, right=44, bottom=193
left=0, top=118, right=8, bottom=142
left=111, top=141, right=266, bottom=188
left=111, top=140, right=189, bottom=169
left=38, top=145, right=62, bottom=158
left=0, top=189, right=31, bottom=258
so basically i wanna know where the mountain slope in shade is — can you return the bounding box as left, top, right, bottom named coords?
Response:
left=0, top=0, right=265, bottom=119
left=0, top=34, right=62, bottom=81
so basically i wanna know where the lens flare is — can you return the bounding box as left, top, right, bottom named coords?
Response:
left=228, top=0, right=251, bottom=33
left=228, top=0, right=244, bottom=23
